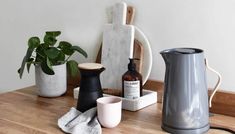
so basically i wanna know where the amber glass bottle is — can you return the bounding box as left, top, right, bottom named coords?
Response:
left=122, top=58, right=142, bottom=99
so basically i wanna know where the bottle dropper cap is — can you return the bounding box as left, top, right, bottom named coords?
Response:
left=128, top=58, right=139, bottom=71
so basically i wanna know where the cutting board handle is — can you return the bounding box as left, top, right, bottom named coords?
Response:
left=113, top=2, right=127, bottom=25
left=126, top=6, right=135, bottom=25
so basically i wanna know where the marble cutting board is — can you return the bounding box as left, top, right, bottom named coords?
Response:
left=101, top=2, right=135, bottom=90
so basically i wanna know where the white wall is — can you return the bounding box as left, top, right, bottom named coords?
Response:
left=1, top=0, right=235, bottom=93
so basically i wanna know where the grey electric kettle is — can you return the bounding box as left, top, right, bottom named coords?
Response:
left=160, top=48, right=221, bottom=134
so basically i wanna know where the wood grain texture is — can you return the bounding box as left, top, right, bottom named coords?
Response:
left=126, top=6, right=144, bottom=73
left=0, top=86, right=234, bottom=133
left=126, top=6, right=135, bottom=25
left=133, top=39, right=144, bottom=73
left=209, top=90, right=235, bottom=117
left=0, top=87, right=71, bottom=133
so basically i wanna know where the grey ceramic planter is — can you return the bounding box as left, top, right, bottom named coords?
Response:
left=35, top=63, right=67, bottom=97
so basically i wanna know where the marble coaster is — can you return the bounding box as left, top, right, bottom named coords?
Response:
left=74, top=87, right=157, bottom=111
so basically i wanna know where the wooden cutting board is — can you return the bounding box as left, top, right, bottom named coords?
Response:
left=126, top=6, right=144, bottom=73
left=100, top=2, right=135, bottom=90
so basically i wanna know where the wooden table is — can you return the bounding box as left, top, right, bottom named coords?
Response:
left=0, top=86, right=235, bottom=134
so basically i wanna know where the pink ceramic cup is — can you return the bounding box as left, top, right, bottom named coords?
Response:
left=96, top=97, right=122, bottom=128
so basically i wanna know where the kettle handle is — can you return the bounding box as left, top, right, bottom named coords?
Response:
left=205, top=59, right=222, bottom=107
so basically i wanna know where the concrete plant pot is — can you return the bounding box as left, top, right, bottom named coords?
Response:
left=35, top=63, right=67, bottom=97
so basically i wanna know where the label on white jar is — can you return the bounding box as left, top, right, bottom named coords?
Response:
left=124, top=80, right=140, bottom=99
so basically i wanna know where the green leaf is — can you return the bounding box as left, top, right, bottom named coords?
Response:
left=25, top=48, right=34, bottom=60
left=67, top=60, right=78, bottom=77
left=41, top=58, right=55, bottom=75
left=18, top=57, right=27, bottom=78
left=45, top=31, right=61, bottom=37
left=43, top=31, right=61, bottom=46
left=26, top=63, right=32, bottom=73
left=35, top=45, right=45, bottom=63
left=17, top=68, right=21, bottom=74
left=45, top=47, right=60, bottom=59
left=41, top=43, right=49, bottom=49
left=46, top=57, right=53, bottom=70
left=44, top=34, right=57, bottom=46
left=26, top=58, right=34, bottom=73
left=18, top=48, right=34, bottom=78
left=28, top=37, right=40, bottom=49
left=55, top=52, right=65, bottom=62
left=58, top=41, right=72, bottom=48
left=58, top=41, right=74, bottom=55
left=71, top=46, right=88, bottom=58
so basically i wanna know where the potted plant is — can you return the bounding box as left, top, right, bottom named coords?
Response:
left=18, top=31, right=87, bottom=97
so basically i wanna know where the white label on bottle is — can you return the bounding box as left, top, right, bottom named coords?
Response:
left=124, top=80, right=140, bottom=99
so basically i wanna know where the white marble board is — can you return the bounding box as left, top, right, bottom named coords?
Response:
left=101, top=2, right=135, bottom=90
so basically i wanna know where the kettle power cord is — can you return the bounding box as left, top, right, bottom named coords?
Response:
left=209, top=113, right=235, bottom=133
left=210, top=126, right=235, bottom=134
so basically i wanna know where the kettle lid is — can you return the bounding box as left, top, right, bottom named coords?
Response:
left=174, top=48, right=196, bottom=54
left=161, top=48, right=203, bottom=54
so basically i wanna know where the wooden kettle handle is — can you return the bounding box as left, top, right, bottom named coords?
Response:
left=205, top=59, right=222, bottom=107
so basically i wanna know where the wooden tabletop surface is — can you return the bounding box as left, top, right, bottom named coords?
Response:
left=0, top=86, right=235, bottom=134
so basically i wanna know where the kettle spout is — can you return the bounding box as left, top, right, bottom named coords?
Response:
left=160, top=50, right=170, bottom=63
